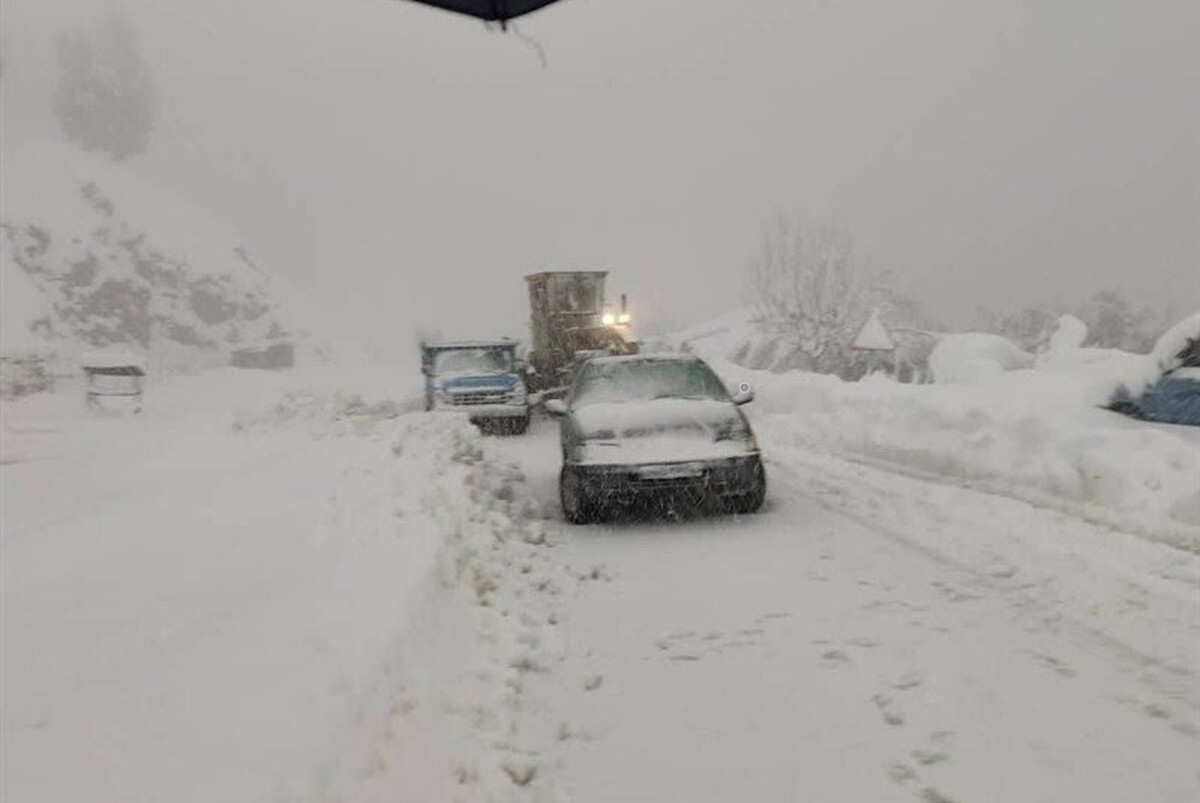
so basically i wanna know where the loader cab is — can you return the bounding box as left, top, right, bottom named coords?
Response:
left=524, top=270, right=639, bottom=394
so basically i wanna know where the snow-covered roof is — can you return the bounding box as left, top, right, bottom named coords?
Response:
left=850, top=309, right=895, bottom=351
left=424, top=339, right=518, bottom=350
left=81, top=350, right=147, bottom=372
left=585, top=354, right=701, bottom=366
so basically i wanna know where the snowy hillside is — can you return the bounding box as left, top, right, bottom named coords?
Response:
left=1, top=144, right=322, bottom=372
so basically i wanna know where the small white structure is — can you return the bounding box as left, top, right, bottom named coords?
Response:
left=82, top=350, right=146, bottom=413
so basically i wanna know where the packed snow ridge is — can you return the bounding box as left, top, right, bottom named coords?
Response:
left=670, top=308, right=1200, bottom=541
left=2, top=368, right=574, bottom=802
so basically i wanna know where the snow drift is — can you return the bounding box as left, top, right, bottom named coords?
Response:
left=675, top=311, right=1200, bottom=543
left=2, top=368, right=569, bottom=802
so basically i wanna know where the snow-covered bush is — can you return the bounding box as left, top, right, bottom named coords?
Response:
left=746, top=217, right=886, bottom=378
left=928, top=333, right=1033, bottom=384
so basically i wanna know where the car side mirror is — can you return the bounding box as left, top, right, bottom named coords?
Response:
left=544, top=398, right=568, bottom=417
left=731, top=382, right=755, bottom=405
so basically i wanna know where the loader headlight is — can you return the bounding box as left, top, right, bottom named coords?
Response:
left=602, top=313, right=616, bottom=326
left=618, top=313, right=631, bottom=324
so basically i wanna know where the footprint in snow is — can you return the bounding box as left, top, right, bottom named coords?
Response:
left=758, top=611, right=792, bottom=623
left=848, top=636, right=881, bottom=648
left=872, top=694, right=906, bottom=726
left=820, top=649, right=853, bottom=666
left=1026, top=651, right=1077, bottom=678
left=892, top=671, right=924, bottom=691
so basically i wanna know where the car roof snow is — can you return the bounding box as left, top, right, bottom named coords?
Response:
left=586, top=354, right=701, bottom=365
left=424, top=339, right=517, bottom=350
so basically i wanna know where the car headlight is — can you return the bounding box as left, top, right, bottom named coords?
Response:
left=716, top=420, right=757, bottom=449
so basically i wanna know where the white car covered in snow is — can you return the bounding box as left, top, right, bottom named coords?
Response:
left=545, top=355, right=765, bottom=522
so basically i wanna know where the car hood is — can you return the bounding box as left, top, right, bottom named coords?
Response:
left=440, top=373, right=518, bottom=393
left=571, top=399, right=753, bottom=464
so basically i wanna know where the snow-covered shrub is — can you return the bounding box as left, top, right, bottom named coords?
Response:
left=928, top=333, right=1033, bottom=384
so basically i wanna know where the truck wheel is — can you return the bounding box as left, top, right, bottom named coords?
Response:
left=560, top=466, right=598, bottom=524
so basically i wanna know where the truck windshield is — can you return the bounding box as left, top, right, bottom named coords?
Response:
left=572, top=360, right=728, bottom=406
left=433, top=348, right=513, bottom=375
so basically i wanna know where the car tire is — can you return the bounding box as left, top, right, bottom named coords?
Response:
left=560, top=465, right=598, bottom=524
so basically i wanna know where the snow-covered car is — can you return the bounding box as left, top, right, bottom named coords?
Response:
left=1109, top=367, right=1200, bottom=426
left=1107, top=327, right=1200, bottom=426
left=545, top=355, right=765, bottom=522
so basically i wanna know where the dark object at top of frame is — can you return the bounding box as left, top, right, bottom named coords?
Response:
left=404, top=0, right=565, bottom=27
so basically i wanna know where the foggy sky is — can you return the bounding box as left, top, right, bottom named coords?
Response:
left=4, top=0, right=1198, bottom=349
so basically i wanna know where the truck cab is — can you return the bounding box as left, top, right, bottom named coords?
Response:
left=420, top=339, right=531, bottom=434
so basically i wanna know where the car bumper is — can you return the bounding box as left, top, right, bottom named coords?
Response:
left=432, top=402, right=529, bottom=420
left=568, top=454, right=763, bottom=500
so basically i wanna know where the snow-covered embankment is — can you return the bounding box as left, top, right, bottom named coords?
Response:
left=677, top=312, right=1200, bottom=547
left=1, top=369, right=567, bottom=802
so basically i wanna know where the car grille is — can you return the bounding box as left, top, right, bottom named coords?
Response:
left=448, top=391, right=510, bottom=406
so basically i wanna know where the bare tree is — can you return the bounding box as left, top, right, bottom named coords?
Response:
left=748, top=216, right=882, bottom=376
left=54, top=3, right=155, bottom=160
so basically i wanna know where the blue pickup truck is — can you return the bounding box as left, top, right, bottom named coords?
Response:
left=420, top=340, right=531, bottom=434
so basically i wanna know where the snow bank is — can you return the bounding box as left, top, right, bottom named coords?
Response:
left=725, top=359, right=1200, bottom=541
left=928, top=332, right=1033, bottom=384
left=689, top=322, right=1199, bottom=547
left=2, top=366, right=570, bottom=802
left=1151, top=311, right=1200, bottom=372
left=661, top=306, right=1198, bottom=541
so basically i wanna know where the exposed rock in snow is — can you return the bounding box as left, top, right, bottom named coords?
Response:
left=1, top=144, right=322, bottom=373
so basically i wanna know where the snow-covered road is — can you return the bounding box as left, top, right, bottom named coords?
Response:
left=495, top=418, right=1200, bottom=802
left=3, top=372, right=1197, bottom=803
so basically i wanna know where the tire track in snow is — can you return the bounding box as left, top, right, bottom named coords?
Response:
left=766, top=447, right=1200, bottom=736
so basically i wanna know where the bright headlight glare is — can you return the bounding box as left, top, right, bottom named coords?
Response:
left=618, top=313, right=631, bottom=324
left=601, top=313, right=616, bottom=325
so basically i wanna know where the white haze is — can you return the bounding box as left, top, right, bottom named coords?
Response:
left=3, top=0, right=1197, bottom=350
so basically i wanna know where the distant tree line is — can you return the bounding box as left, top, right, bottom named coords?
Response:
left=745, top=214, right=1177, bottom=381
left=976, top=290, right=1168, bottom=354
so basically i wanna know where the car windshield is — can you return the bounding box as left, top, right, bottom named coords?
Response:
left=572, top=360, right=728, bottom=406
left=433, top=348, right=512, bottom=375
